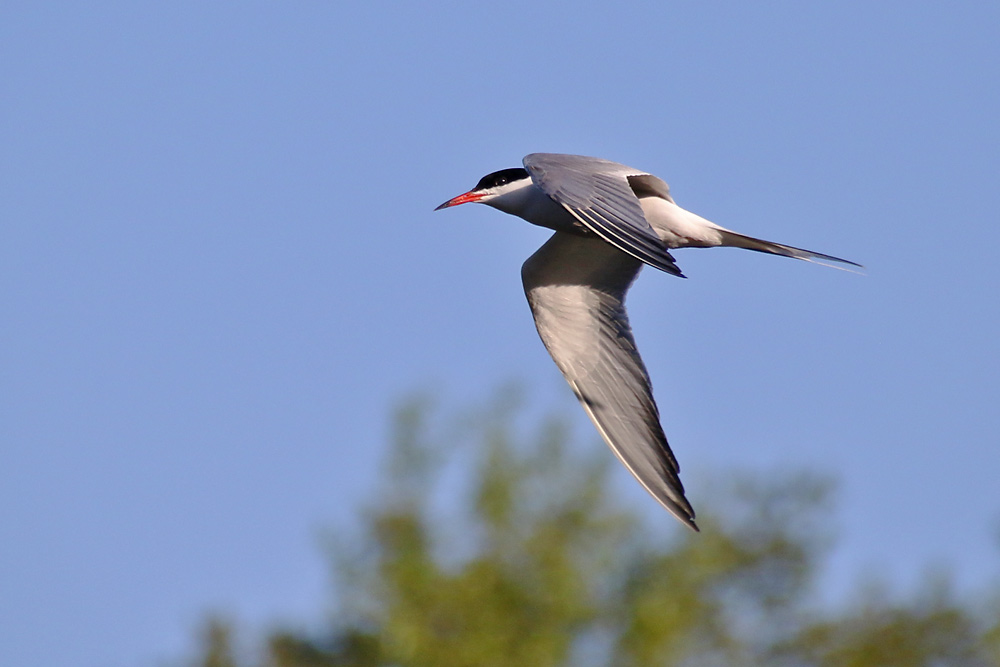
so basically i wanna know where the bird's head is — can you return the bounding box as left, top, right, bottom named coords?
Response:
left=435, top=168, right=531, bottom=210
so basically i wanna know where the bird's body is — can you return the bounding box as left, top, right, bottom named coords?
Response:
left=437, top=153, right=858, bottom=530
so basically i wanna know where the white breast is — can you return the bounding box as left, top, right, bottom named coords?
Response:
left=487, top=181, right=584, bottom=234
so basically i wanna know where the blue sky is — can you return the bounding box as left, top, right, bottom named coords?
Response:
left=2, top=3, right=999, bottom=665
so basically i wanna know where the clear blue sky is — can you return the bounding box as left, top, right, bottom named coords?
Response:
left=2, top=3, right=998, bottom=665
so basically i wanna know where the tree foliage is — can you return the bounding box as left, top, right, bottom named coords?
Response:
left=191, top=391, right=1000, bottom=667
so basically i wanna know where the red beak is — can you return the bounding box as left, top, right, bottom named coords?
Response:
left=434, top=191, right=485, bottom=210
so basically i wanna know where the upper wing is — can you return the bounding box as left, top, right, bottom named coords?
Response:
left=523, top=153, right=684, bottom=278
left=522, top=231, right=697, bottom=530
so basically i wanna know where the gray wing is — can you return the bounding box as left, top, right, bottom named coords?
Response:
left=523, top=153, right=684, bottom=278
left=522, top=231, right=697, bottom=530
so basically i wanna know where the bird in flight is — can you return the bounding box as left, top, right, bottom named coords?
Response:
left=436, top=153, right=859, bottom=530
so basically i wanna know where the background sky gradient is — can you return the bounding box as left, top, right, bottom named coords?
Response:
left=3, top=3, right=999, bottom=665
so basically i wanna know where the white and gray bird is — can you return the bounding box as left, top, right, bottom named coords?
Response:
left=436, top=153, right=859, bottom=530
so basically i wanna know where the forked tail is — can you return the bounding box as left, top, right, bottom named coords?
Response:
left=717, top=230, right=863, bottom=272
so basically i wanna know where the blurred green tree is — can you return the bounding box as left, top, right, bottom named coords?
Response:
left=191, top=390, right=1000, bottom=667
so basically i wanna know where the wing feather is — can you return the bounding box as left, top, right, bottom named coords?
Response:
left=524, top=153, right=684, bottom=278
left=521, top=231, right=697, bottom=529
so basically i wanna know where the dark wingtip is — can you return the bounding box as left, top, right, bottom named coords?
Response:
left=669, top=502, right=698, bottom=531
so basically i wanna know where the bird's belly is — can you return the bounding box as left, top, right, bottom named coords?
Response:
left=640, top=197, right=726, bottom=249
left=520, top=194, right=590, bottom=234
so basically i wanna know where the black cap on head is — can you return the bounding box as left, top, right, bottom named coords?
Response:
left=474, top=168, right=529, bottom=192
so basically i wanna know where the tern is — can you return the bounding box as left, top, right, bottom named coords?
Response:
left=436, top=153, right=859, bottom=530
